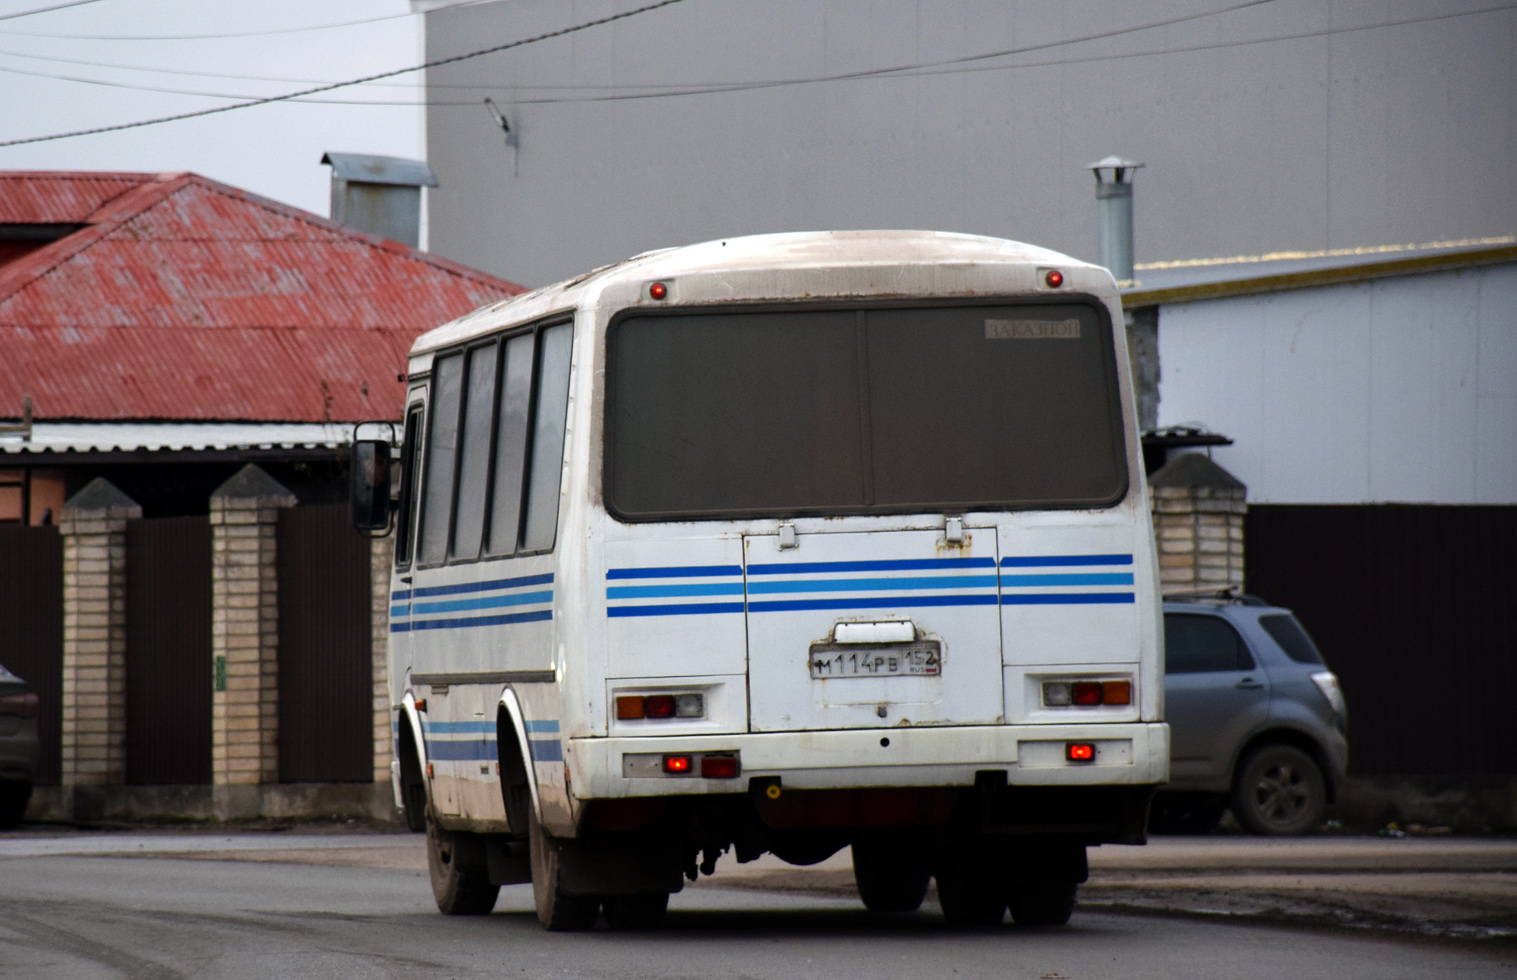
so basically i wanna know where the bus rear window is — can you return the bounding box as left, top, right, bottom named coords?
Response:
left=605, top=303, right=1127, bottom=520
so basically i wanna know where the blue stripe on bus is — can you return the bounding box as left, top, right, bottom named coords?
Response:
left=1001, top=592, right=1136, bottom=604
left=524, top=720, right=560, bottom=733
left=411, top=590, right=553, bottom=615
left=748, top=594, right=999, bottom=613
left=607, top=564, right=742, bottom=580
left=606, top=582, right=745, bottom=600
left=529, top=738, right=564, bottom=762
left=391, top=609, right=553, bottom=632
left=390, top=604, right=410, bottom=618
left=426, top=739, right=496, bottom=761
left=748, top=557, right=995, bottom=575
left=410, top=572, right=555, bottom=599
left=606, top=601, right=746, bottom=618
left=1000, top=573, right=1135, bottom=587
left=423, top=721, right=494, bottom=734
left=1000, top=554, right=1132, bottom=567
left=747, top=574, right=998, bottom=595
left=391, top=589, right=411, bottom=601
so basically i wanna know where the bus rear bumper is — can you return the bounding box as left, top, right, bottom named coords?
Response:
left=568, top=722, right=1168, bottom=800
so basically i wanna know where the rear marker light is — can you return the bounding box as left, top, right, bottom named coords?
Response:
left=701, top=754, right=739, bottom=779
left=1044, top=269, right=1064, bottom=288
left=662, top=754, right=693, bottom=774
left=1067, top=743, right=1095, bottom=762
left=648, top=281, right=668, bottom=300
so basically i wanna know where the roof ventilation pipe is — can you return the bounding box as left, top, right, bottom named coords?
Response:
left=1088, top=156, right=1143, bottom=285
left=321, top=153, right=439, bottom=250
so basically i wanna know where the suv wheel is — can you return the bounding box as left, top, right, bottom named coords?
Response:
left=1231, top=744, right=1327, bottom=836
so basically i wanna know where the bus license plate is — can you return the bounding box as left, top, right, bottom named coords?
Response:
left=809, top=644, right=941, bottom=679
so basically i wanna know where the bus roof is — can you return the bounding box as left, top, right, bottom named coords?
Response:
left=410, top=230, right=1104, bottom=358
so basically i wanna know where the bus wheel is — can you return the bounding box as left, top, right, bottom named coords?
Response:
left=529, top=810, right=600, bottom=931
left=852, top=838, right=930, bottom=913
left=935, top=853, right=1007, bottom=927
left=603, top=892, right=669, bottom=930
left=1008, top=877, right=1077, bottom=926
left=426, top=813, right=499, bottom=915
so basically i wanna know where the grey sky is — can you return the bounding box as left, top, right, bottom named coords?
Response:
left=0, top=0, right=424, bottom=216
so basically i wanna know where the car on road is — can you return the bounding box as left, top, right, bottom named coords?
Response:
left=0, top=662, right=39, bottom=828
left=1154, top=593, right=1348, bottom=836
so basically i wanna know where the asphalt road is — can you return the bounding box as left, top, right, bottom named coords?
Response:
left=0, top=847, right=1511, bottom=980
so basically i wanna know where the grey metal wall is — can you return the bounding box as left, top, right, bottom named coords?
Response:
left=422, top=0, right=1517, bottom=288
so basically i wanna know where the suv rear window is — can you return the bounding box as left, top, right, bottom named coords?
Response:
left=1164, top=614, right=1254, bottom=673
left=605, top=303, right=1127, bottom=520
left=1258, top=613, right=1324, bottom=664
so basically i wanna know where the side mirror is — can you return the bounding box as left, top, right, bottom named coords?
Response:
left=351, top=439, right=392, bottom=531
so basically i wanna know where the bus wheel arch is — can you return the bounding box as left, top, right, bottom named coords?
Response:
left=496, top=690, right=539, bottom=838
left=397, top=699, right=428, bottom=833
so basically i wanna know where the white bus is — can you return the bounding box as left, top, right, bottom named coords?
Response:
left=351, top=230, right=1167, bottom=931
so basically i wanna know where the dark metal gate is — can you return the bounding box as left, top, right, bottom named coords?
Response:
left=0, top=525, right=63, bottom=785
left=125, top=515, right=213, bottom=785
left=1246, top=504, right=1517, bottom=777
left=277, top=504, right=373, bottom=783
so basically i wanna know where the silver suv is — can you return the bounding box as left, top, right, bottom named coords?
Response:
left=1154, top=594, right=1348, bottom=836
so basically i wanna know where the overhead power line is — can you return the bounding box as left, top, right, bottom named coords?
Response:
left=2, top=1, right=1511, bottom=110
left=0, top=0, right=691, bottom=147
left=0, top=0, right=102, bottom=22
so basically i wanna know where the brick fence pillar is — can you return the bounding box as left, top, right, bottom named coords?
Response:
left=370, top=535, right=394, bottom=790
left=58, top=478, right=141, bottom=799
left=1148, top=452, right=1247, bottom=594
left=209, top=465, right=295, bottom=818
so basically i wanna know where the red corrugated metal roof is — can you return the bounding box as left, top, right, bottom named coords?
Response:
left=0, top=171, right=525, bottom=422
left=0, top=171, right=157, bottom=224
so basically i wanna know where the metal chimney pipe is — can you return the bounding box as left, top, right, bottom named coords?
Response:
left=320, top=153, right=439, bottom=249
left=1087, top=156, right=1144, bottom=283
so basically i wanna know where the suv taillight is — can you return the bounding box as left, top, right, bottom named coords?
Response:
left=0, top=691, right=39, bottom=718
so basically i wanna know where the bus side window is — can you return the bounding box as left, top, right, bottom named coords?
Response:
left=417, top=352, right=464, bottom=567
left=485, top=332, right=536, bottom=557
left=395, top=404, right=425, bottom=567
left=522, top=322, right=574, bottom=553
left=450, top=341, right=499, bottom=561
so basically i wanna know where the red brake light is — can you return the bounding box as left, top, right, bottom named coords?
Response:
left=1067, top=742, right=1095, bottom=762
left=1044, top=269, right=1064, bottom=288
left=0, top=691, right=38, bottom=718
left=644, top=695, right=676, bottom=719
left=701, top=754, right=739, bottom=779
left=1072, top=682, right=1103, bottom=706
left=662, top=754, right=692, bottom=774
left=648, top=281, right=668, bottom=300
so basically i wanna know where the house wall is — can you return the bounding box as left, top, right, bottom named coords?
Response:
left=1157, top=262, right=1517, bottom=505
left=420, top=0, right=1517, bottom=288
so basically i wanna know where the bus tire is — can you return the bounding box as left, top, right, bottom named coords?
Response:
left=426, top=813, right=500, bottom=915
left=529, top=809, right=600, bottom=931
left=1008, top=877, right=1077, bottom=926
left=935, top=853, right=1007, bottom=927
left=603, top=892, right=668, bottom=930
left=852, top=839, right=930, bottom=913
